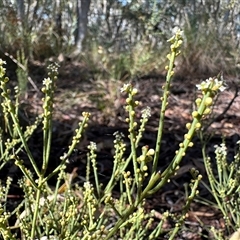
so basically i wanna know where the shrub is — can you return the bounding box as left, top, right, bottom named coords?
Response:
left=0, top=30, right=232, bottom=239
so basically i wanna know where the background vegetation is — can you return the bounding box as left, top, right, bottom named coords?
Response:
left=0, top=0, right=239, bottom=79
left=0, top=1, right=240, bottom=239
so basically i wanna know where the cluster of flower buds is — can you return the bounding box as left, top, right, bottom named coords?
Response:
left=186, top=76, right=227, bottom=134
left=174, top=76, right=226, bottom=165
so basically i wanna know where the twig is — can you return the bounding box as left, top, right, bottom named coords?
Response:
left=4, top=52, right=40, bottom=93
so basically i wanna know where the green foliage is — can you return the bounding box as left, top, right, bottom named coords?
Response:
left=0, top=1, right=239, bottom=78
left=173, top=1, right=239, bottom=76
left=0, top=30, right=237, bottom=240
left=0, top=60, right=39, bottom=171
left=16, top=50, right=28, bottom=95
left=201, top=139, right=240, bottom=235
left=81, top=40, right=166, bottom=81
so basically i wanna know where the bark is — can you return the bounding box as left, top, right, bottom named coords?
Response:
left=16, top=0, right=25, bottom=26
left=75, top=0, right=91, bottom=52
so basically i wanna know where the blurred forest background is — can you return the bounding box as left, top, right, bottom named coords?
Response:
left=0, top=2, right=240, bottom=239
left=0, top=0, right=240, bottom=82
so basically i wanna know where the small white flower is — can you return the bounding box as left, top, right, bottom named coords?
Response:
left=141, top=106, right=151, bottom=118
left=42, top=77, right=52, bottom=86
left=218, top=82, right=227, bottom=92
left=172, top=27, right=181, bottom=35
left=113, top=131, right=125, bottom=139
left=84, top=181, right=92, bottom=190
left=120, top=83, right=131, bottom=93
left=0, top=59, right=6, bottom=65
left=89, top=141, right=97, bottom=151
left=214, top=143, right=227, bottom=155
left=212, top=77, right=227, bottom=92
left=196, top=77, right=227, bottom=92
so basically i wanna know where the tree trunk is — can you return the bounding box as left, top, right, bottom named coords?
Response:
left=75, top=0, right=91, bottom=53
left=16, top=0, right=25, bottom=23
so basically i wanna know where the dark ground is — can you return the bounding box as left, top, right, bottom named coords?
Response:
left=2, top=60, right=240, bottom=239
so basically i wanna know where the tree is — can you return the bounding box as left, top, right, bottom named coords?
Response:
left=75, top=0, right=91, bottom=53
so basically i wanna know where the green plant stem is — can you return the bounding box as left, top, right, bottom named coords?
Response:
left=10, top=112, right=41, bottom=177
left=42, top=115, right=88, bottom=184
left=103, top=158, right=118, bottom=196
left=149, top=90, right=212, bottom=194
left=105, top=171, right=161, bottom=239
left=128, top=93, right=138, bottom=183
left=0, top=76, right=41, bottom=178
left=42, top=74, right=55, bottom=175
left=106, top=83, right=217, bottom=238
left=201, top=144, right=231, bottom=229
left=169, top=175, right=201, bottom=240
left=30, top=180, right=43, bottom=239
left=15, top=160, right=38, bottom=189
left=152, top=51, right=176, bottom=175
left=104, top=134, right=144, bottom=197
left=42, top=115, right=52, bottom=175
